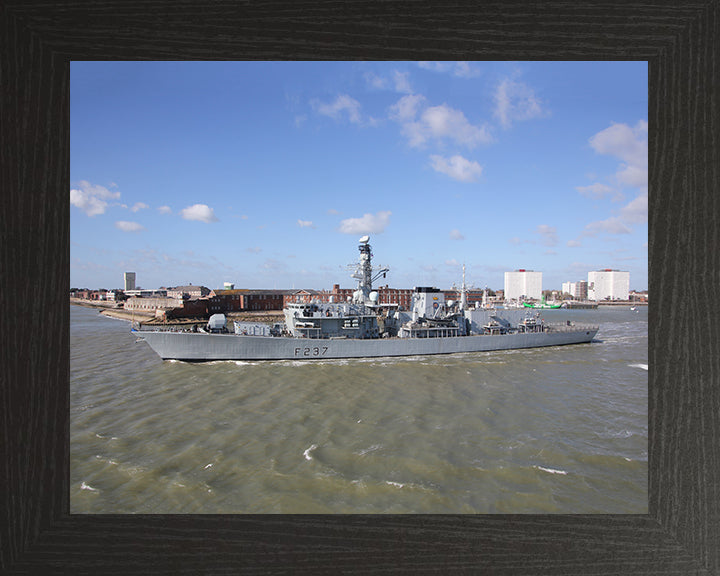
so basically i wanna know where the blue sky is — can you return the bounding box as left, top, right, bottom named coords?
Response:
left=71, top=61, right=648, bottom=292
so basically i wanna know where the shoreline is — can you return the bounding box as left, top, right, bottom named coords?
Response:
left=71, top=300, right=285, bottom=326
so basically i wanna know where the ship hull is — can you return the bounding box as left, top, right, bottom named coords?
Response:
left=134, top=325, right=598, bottom=361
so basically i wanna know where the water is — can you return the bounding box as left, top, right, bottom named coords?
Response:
left=71, top=305, right=648, bottom=513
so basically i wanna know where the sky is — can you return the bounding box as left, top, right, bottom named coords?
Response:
left=71, top=61, right=648, bottom=292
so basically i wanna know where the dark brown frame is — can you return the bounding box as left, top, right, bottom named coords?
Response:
left=2, top=2, right=717, bottom=573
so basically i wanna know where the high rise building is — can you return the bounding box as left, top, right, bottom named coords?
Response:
left=562, top=280, right=588, bottom=300
left=588, top=270, right=629, bottom=301
left=124, top=272, right=136, bottom=292
left=504, top=270, right=542, bottom=301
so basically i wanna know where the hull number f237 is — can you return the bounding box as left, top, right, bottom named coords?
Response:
left=294, top=346, right=329, bottom=357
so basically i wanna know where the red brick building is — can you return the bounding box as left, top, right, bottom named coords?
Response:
left=442, top=289, right=492, bottom=308
left=209, top=289, right=287, bottom=313
left=243, top=290, right=286, bottom=311
left=283, top=284, right=415, bottom=309
left=283, top=289, right=323, bottom=306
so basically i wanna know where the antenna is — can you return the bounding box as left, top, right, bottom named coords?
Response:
left=346, top=236, right=390, bottom=304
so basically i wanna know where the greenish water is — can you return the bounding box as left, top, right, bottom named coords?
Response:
left=71, top=305, right=647, bottom=513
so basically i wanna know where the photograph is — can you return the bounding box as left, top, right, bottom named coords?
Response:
left=70, top=61, right=648, bottom=514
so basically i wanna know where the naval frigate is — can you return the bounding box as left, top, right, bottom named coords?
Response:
left=133, top=236, right=598, bottom=361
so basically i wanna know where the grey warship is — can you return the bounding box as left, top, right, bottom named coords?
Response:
left=133, top=236, right=598, bottom=361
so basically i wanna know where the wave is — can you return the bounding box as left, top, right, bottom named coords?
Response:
left=303, top=444, right=318, bottom=461
left=356, top=444, right=383, bottom=456
left=534, top=466, right=568, bottom=475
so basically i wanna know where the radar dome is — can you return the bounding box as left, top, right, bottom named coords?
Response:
left=369, top=291, right=379, bottom=302
left=359, top=235, right=370, bottom=244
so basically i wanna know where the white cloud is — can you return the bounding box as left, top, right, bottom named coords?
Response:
left=620, top=191, right=648, bottom=224
left=617, top=164, right=648, bottom=189
left=576, top=121, right=649, bottom=239
left=567, top=239, right=582, bottom=247
left=402, top=104, right=492, bottom=148
left=589, top=120, right=648, bottom=189
left=363, top=69, right=413, bottom=93
left=430, top=155, right=483, bottom=182
left=297, top=219, right=315, bottom=228
left=338, top=211, right=392, bottom=235
left=579, top=191, right=646, bottom=239
left=535, top=225, right=558, bottom=247
left=508, top=225, right=558, bottom=247
left=584, top=217, right=632, bottom=236
left=326, top=208, right=341, bottom=215
left=393, top=71, right=413, bottom=94
left=589, top=121, right=647, bottom=167
left=158, top=205, right=172, bottom=215
left=418, top=61, right=482, bottom=78
left=261, top=258, right=285, bottom=272
left=115, top=221, right=144, bottom=233
left=130, top=202, right=149, bottom=213
left=575, top=183, right=619, bottom=200
left=312, top=94, right=363, bottom=125
left=389, top=94, right=426, bottom=123
left=70, top=181, right=121, bottom=216
left=365, top=72, right=387, bottom=90
left=449, top=229, right=465, bottom=240
left=494, top=78, right=547, bottom=129
left=390, top=96, right=491, bottom=148
left=180, top=204, right=218, bottom=223
left=452, top=62, right=481, bottom=78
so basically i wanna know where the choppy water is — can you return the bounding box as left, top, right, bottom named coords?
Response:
left=71, top=305, right=647, bottom=513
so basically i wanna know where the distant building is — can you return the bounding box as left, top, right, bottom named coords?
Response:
left=124, top=289, right=167, bottom=298
left=588, top=270, right=629, bottom=301
left=629, top=290, right=648, bottom=303
left=208, top=289, right=287, bottom=313
left=504, top=270, right=542, bottom=301
left=562, top=280, right=588, bottom=300
left=283, top=285, right=418, bottom=310
left=125, top=296, right=209, bottom=320
left=166, top=285, right=210, bottom=299
left=243, top=290, right=286, bottom=311
left=124, top=272, right=136, bottom=292
left=125, top=296, right=183, bottom=312
left=284, top=289, right=323, bottom=305
left=375, top=285, right=413, bottom=309
left=442, top=288, right=493, bottom=308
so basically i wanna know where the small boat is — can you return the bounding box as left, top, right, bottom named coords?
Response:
left=522, top=296, right=562, bottom=310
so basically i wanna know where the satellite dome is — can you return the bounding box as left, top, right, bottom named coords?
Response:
left=369, top=291, right=379, bottom=302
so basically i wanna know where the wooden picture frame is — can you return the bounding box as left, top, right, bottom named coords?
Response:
left=1, top=1, right=716, bottom=573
